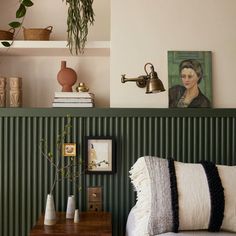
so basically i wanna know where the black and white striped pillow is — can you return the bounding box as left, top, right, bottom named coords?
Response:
left=129, top=157, right=236, bottom=235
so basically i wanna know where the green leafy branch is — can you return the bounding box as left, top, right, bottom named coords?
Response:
left=39, top=115, right=82, bottom=195
left=39, top=114, right=110, bottom=195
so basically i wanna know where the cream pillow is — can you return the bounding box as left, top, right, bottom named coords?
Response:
left=129, top=156, right=236, bottom=235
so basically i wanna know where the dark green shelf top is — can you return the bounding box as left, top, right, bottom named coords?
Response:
left=0, top=108, right=236, bottom=117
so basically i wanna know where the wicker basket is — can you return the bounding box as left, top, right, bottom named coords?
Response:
left=23, top=26, right=53, bottom=40
left=0, top=29, right=15, bottom=40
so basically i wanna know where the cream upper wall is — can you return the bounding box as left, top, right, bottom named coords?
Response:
left=110, top=0, right=236, bottom=108
left=1, top=0, right=236, bottom=108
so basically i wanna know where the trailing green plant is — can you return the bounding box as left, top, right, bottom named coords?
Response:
left=1, top=0, right=34, bottom=47
left=64, top=0, right=95, bottom=54
left=1, top=0, right=95, bottom=54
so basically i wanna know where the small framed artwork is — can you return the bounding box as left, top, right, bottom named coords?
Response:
left=85, top=136, right=116, bottom=174
left=168, top=51, right=212, bottom=108
left=63, top=143, right=76, bottom=156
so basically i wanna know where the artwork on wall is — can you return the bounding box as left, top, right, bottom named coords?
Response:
left=168, top=51, right=212, bottom=108
left=63, top=143, right=76, bottom=156
left=85, top=136, right=115, bottom=174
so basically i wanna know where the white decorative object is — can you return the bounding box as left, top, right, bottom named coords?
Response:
left=66, top=195, right=75, bottom=219
left=44, top=194, right=56, bottom=225
left=0, top=77, right=6, bottom=107
left=74, top=209, right=80, bottom=223
left=9, top=77, right=22, bottom=107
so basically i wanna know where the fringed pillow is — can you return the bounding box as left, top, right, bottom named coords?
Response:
left=129, top=156, right=236, bottom=236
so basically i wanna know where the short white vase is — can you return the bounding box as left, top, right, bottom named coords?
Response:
left=66, top=195, right=75, bottom=219
left=74, top=209, right=80, bottom=223
left=44, top=194, right=56, bottom=225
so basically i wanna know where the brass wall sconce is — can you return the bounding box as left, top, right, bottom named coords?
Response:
left=121, top=63, right=165, bottom=93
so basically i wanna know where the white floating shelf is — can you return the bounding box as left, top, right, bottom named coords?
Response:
left=0, top=40, right=110, bottom=56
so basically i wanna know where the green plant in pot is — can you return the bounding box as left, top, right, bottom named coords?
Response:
left=39, top=115, right=81, bottom=225
left=1, top=0, right=95, bottom=54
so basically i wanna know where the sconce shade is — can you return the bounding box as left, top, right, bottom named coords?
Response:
left=146, top=77, right=165, bottom=93
left=121, top=63, right=165, bottom=94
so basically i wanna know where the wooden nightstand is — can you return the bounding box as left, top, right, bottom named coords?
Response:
left=29, top=212, right=112, bottom=236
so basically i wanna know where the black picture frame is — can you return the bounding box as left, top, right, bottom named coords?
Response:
left=84, top=136, right=116, bottom=174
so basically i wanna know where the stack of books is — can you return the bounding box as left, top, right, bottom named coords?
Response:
left=52, top=92, right=95, bottom=107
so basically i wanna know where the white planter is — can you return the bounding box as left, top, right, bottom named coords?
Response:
left=66, top=195, right=75, bottom=219
left=44, top=194, right=56, bottom=225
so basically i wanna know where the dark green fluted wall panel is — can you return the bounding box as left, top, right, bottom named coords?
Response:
left=0, top=108, right=236, bottom=236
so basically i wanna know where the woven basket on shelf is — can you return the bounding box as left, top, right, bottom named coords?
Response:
left=23, top=26, right=53, bottom=40
left=0, top=29, right=15, bottom=40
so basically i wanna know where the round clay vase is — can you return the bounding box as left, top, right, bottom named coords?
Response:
left=57, top=61, right=77, bottom=92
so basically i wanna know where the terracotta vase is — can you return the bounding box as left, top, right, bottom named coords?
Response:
left=57, top=61, right=77, bottom=92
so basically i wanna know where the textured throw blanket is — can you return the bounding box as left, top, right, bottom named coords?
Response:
left=129, top=156, right=236, bottom=236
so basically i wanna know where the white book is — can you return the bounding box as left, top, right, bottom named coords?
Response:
left=54, top=92, right=94, bottom=98
left=54, top=98, right=93, bottom=103
left=52, top=102, right=94, bottom=108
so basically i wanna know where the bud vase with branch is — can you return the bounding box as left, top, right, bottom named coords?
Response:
left=39, top=115, right=82, bottom=225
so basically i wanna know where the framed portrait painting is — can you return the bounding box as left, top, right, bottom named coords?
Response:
left=168, top=51, right=212, bottom=108
left=85, top=136, right=116, bottom=174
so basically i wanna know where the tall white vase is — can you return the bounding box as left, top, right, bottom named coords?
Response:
left=44, top=194, right=56, bottom=225
left=66, top=195, right=75, bottom=219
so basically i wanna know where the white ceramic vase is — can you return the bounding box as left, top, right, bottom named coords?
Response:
left=74, top=209, right=80, bottom=223
left=44, top=194, right=56, bottom=225
left=66, top=195, right=75, bottom=219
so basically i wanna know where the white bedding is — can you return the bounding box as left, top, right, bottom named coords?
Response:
left=126, top=207, right=236, bottom=236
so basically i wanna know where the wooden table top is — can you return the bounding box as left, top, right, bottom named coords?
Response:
left=29, top=211, right=112, bottom=236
